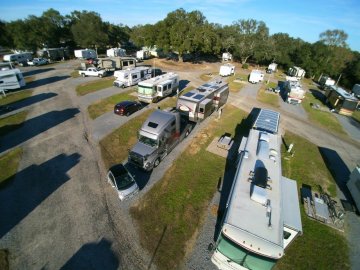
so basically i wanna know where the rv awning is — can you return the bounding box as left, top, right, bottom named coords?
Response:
left=281, top=177, right=303, bottom=234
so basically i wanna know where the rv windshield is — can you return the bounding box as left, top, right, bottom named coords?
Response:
left=138, top=85, right=155, bottom=96
left=217, top=234, right=276, bottom=270
left=139, top=135, right=158, bottom=147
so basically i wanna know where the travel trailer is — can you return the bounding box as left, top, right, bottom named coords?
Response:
left=137, top=73, right=179, bottom=103
left=176, top=79, right=229, bottom=122
left=284, top=76, right=306, bottom=104
left=222, top=52, right=232, bottom=61
left=267, top=63, right=277, bottom=73
left=74, top=49, right=97, bottom=59
left=0, top=68, right=26, bottom=92
left=219, top=64, right=235, bottom=77
left=37, top=48, right=69, bottom=61
left=106, top=48, right=126, bottom=57
left=128, top=107, right=194, bottom=171
left=211, top=109, right=302, bottom=270
left=96, top=57, right=136, bottom=71
left=113, top=66, right=152, bottom=88
left=325, top=85, right=359, bottom=116
left=319, top=75, right=335, bottom=89
left=249, top=70, right=264, bottom=84
left=136, top=50, right=150, bottom=60
left=3, top=52, right=33, bottom=64
left=288, top=66, right=306, bottom=78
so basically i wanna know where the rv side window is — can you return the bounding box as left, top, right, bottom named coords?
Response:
left=199, top=108, right=204, bottom=113
left=171, top=121, right=175, bottom=127
left=283, top=231, right=291, bottom=240
left=163, top=85, right=168, bottom=91
left=174, top=79, right=177, bottom=84
left=129, top=61, right=134, bottom=65
left=123, top=61, right=129, bottom=66
left=132, top=74, right=138, bottom=79
left=167, top=84, right=172, bottom=89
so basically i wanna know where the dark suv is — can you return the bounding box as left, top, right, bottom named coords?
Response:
left=114, top=101, right=143, bottom=116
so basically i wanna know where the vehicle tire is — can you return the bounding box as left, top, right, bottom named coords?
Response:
left=122, top=85, right=125, bottom=89
left=154, top=158, right=160, bottom=168
left=82, top=73, right=85, bottom=77
left=126, top=112, right=130, bottom=116
left=99, top=74, right=103, bottom=78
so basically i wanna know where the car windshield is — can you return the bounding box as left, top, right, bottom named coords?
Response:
left=139, top=135, right=158, bottom=147
left=110, top=165, right=135, bottom=190
left=138, top=85, right=155, bottom=95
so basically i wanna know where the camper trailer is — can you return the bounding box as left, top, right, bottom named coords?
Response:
left=352, top=84, right=360, bottom=99
left=37, top=48, right=69, bottom=61
left=137, top=73, right=179, bottom=103
left=249, top=70, right=264, bottom=84
left=136, top=50, right=150, bottom=60
left=3, top=52, right=33, bottom=64
left=96, top=57, right=136, bottom=71
left=106, top=48, right=126, bottom=57
left=219, top=64, right=235, bottom=77
left=222, top=52, right=232, bottom=61
left=74, top=49, right=97, bottom=59
left=113, top=66, right=152, bottom=88
left=0, top=69, right=26, bottom=92
left=284, top=76, right=306, bottom=104
left=325, top=85, right=359, bottom=116
left=267, top=63, right=277, bottom=73
left=128, top=107, right=194, bottom=171
left=176, top=79, right=229, bottom=122
left=319, top=75, right=335, bottom=89
left=211, top=109, right=302, bottom=270
left=288, top=66, right=306, bottom=78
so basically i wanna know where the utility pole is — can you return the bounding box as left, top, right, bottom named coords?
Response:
left=336, top=73, right=342, bottom=86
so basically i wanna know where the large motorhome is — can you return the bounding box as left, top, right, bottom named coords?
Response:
left=325, top=85, right=359, bottom=116
left=176, top=79, right=229, bottom=122
left=288, top=66, right=306, bottom=78
left=128, top=107, right=194, bottom=171
left=0, top=68, right=26, bottom=92
left=3, top=52, right=33, bottom=64
left=284, top=76, right=306, bottom=104
left=138, top=72, right=179, bottom=103
left=211, top=109, right=303, bottom=270
left=113, top=66, right=152, bottom=88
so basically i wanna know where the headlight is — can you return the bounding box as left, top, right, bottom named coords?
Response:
left=144, top=162, right=151, bottom=169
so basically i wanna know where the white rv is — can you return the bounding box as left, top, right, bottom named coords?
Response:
left=106, top=48, right=126, bottom=57
left=288, top=66, right=306, bottom=78
left=211, top=109, right=302, bottom=270
left=113, top=67, right=152, bottom=88
left=136, top=50, right=150, bottom=60
left=0, top=69, right=26, bottom=92
left=347, top=166, right=360, bottom=212
left=74, top=49, right=97, bottom=59
left=177, top=79, right=229, bottom=122
left=138, top=73, right=179, bottom=103
left=219, top=64, right=235, bottom=77
left=249, top=70, right=264, bottom=84
left=284, top=76, right=306, bottom=104
left=319, top=75, right=335, bottom=89
left=3, top=52, right=33, bottom=64
left=222, top=52, right=232, bottom=61
left=267, top=63, right=277, bottom=73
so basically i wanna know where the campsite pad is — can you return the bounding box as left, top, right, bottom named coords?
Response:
left=206, top=136, right=237, bottom=160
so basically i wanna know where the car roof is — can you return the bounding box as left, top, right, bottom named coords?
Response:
left=115, top=100, right=137, bottom=107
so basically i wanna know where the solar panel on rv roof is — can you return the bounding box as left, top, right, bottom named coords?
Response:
left=193, top=94, right=204, bottom=100
left=184, top=92, right=195, bottom=97
left=253, top=109, right=279, bottom=134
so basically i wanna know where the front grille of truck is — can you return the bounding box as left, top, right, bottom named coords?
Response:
left=129, top=152, right=143, bottom=167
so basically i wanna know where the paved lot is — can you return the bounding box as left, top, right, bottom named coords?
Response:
left=335, top=113, right=360, bottom=141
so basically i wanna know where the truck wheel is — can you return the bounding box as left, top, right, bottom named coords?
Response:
left=154, top=158, right=161, bottom=168
left=82, top=73, right=85, bottom=77
left=99, top=74, right=103, bottom=78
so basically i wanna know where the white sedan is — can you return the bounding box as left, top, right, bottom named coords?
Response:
left=27, top=58, right=49, bottom=66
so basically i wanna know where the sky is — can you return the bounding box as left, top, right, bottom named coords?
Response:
left=2, top=0, right=360, bottom=52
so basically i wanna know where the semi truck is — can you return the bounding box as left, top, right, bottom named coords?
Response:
left=137, top=72, right=179, bottom=103
left=128, top=107, right=194, bottom=171
left=284, top=76, right=306, bottom=104
left=113, top=66, right=153, bottom=88
left=177, top=79, right=229, bottom=122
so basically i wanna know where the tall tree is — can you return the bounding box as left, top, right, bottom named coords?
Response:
left=319, top=29, right=348, bottom=48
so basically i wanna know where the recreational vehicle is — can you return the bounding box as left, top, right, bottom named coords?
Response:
left=319, top=75, right=335, bottom=89
left=136, top=50, right=150, bottom=60
left=137, top=73, right=179, bottom=103
left=113, top=66, right=152, bottom=88
left=267, top=63, right=277, bottom=73
left=347, top=166, right=360, bottom=212
left=3, top=52, right=33, bottom=64
left=288, top=66, right=306, bottom=78
left=96, top=57, right=136, bottom=71
left=325, top=85, right=359, bottom=116
left=37, top=48, right=69, bottom=61
left=0, top=68, right=26, bottom=91
left=222, top=52, right=232, bottom=61
left=176, top=79, right=229, bottom=122
left=74, top=49, right=97, bottom=59
left=219, top=64, right=235, bottom=77
left=106, top=48, right=126, bottom=57
left=249, top=70, right=264, bottom=84
left=128, top=107, right=194, bottom=171
left=211, top=109, right=302, bottom=270
left=284, top=76, right=306, bottom=104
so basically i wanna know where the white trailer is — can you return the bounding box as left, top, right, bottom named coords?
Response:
left=284, top=76, right=306, bottom=104
left=267, top=63, right=277, bottom=73
left=249, top=69, right=264, bottom=83
left=319, top=75, right=335, bottom=89
left=113, top=66, right=152, bottom=88
left=288, top=66, right=306, bottom=78
left=138, top=73, right=179, bottom=103
left=106, top=48, right=126, bottom=57
left=3, top=52, right=33, bottom=64
left=177, top=79, right=229, bottom=122
left=219, top=64, right=235, bottom=77
left=347, top=166, right=360, bottom=212
left=222, top=52, right=232, bottom=61
left=136, top=50, right=150, bottom=60
left=74, top=49, right=97, bottom=59
left=0, top=68, right=26, bottom=95
left=352, top=84, right=360, bottom=98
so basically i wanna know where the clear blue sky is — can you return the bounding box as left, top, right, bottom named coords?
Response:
left=2, top=0, right=360, bottom=52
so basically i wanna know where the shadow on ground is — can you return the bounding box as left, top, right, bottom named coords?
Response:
left=25, top=75, right=70, bottom=89
left=179, top=80, right=190, bottom=91
left=60, top=238, right=119, bottom=270
left=0, top=108, right=80, bottom=152
left=22, top=68, right=55, bottom=77
left=125, top=163, right=151, bottom=190
left=0, top=153, right=81, bottom=238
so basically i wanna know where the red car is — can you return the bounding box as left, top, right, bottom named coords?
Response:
left=114, top=101, right=143, bottom=116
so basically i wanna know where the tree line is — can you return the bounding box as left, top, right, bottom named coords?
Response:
left=0, top=8, right=359, bottom=89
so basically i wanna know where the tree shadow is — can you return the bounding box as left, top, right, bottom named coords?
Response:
left=213, top=108, right=259, bottom=240
left=0, top=153, right=81, bottom=238
left=24, top=75, right=70, bottom=89
left=22, top=68, right=55, bottom=77
left=0, top=108, right=80, bottom=152
left=0, top=92, right=58, bottom=116
left=125, top=163, right=151, bottom=190
left=278, top=81, right=287, bottom=102
left=60, top=238, right=119, bottom=270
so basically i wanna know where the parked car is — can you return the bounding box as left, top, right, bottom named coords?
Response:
left=27, top=58, right=49, bottom=66
left=107, top=164, right=139, bottom=201
left=114, top=101, right=143, bottom=116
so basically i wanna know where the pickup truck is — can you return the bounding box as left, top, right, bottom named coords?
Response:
left=79, top=67, right=107, bottom=78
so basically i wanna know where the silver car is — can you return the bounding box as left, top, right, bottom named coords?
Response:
left=107, top=164, right=139, bottom=201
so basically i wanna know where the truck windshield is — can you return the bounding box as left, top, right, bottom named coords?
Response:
left=139, top=135, right=158, bottom=147
left=217, top=234, right=276, bottom=270
left=138, top=85, right=155, bottom=96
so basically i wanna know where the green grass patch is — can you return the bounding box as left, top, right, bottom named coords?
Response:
left=0, top=111, right=28, bottom=137
left=24, top=76, right=35, bottom=84
left=352, top=110, right=360, bottom=123
left=70, top=70, right=80, bottom=78
left=227, top=74, right=247, bottom=93
left=0, top=249, right=9, bottom=270
left=302, top=91, right=346, bottom=135
left=75, top=77, right=114, bottom=96
left=0, top=90, right=33, bottom=106
left=257, top=87, right=280, bottom=107
left=200, top=72, right=217, bottom=81
left=130, top=105, right=248, bottom=270
left=0, top=147, right=22, bottom=187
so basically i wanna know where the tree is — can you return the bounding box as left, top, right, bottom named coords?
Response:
left=105, top=23, right=130, bottom=47
left=130, top=24, right=157, bottom=48
left=0, top=21, right=13, bottom=48
left=319, top=29, right=348, bottom=48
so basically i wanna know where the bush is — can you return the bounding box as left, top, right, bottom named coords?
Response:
left=242, top=63, right=249, bottom=69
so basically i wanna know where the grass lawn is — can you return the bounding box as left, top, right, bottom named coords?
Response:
left=0, top=147, right=22, bottom=187
left=352, top=110, right=360, bottom=123
left=0, top=111, right=28, bottom=137
left=88, top=89, right=137, bottom=119
left=0, top=90, right=33, bottom=106
left=257, top=86, right=280, bottom=108
left=75, top=77, right=114, bottom=96
left=227, top=74, right=247, bottom=93
left=70, top=70, right=80, bottom=78
left=0, top=249, right=8, bottom=270
left=200, top=72, right=217, bottom=81
left=277, top=131, right=349, bottom=270
left=302, top=91, right=346, bottom=135
left=130, top=105, right=248, bottom=270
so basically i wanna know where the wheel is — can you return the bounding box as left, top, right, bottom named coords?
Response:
left=99, top=74, right=103, bottom=78
left=126, top=112, right=130, bottom=116
left=154, top=158, right=160, bottom=168
left=122, top=84, right=125, bottom=89
left=82, top=73, right=86, bottom=77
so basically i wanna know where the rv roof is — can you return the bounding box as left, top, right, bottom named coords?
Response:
left=329, top=85, right=359, bottom=101
left=139, top=72, right=177, bottom=87
left=253, top=109, right=280, bottom=134
left=178, top=79, right=227, bottom=102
